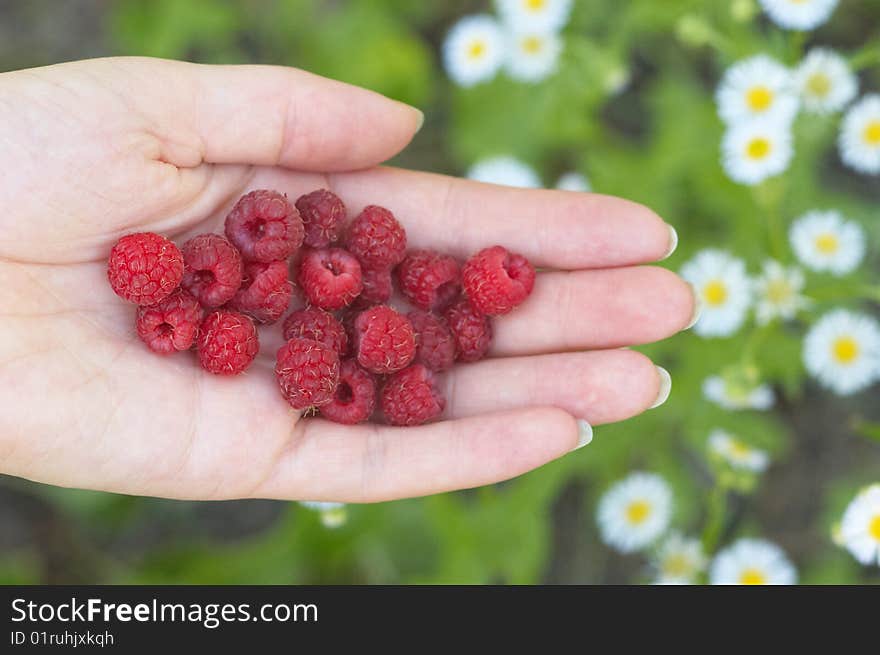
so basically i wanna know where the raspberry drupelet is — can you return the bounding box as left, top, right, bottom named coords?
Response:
left=345, top=205, right=407, bottom=270
left=281, top=307, right=348, bottom=355
left=408, top=310, right=456, bottom=372
left=295, top=189, right=347, bottom=248
left=445, top=299, right=493, bottom=363
left=297, top=247, right=363, bottom=311
left=396, top=249, right=461, bottom=311
left=381, top=364, right=446, bottom=426
left=227, top=260, right=292, bottom=324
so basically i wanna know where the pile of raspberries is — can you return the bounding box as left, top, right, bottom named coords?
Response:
left=107, top=189, right=535, bottom=426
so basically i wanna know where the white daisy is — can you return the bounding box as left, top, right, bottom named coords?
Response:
left=442, top=15, right=505, bottom=87
left=496, top=0, right=573, bottom=33
left=597, top=472, right=673, bottom=554
left=789, top=210, right=866, bottom=276
left=710, top=538, right=797, bottom=585
left=753, top=260, right=809, bottom=324
left=703, top=376, right=775, bottom=411
left=794, top=48, right=858, bottom=114
left=721, top=117, right=794, bottom=185
left=803, top=310, right=880, bottom=396
left=299, top=501, right=348, bottom=528
left=555, top=171, right=591, bottom=192
left=758, top=0, right=839, bottom=31
left=653, top=533, right=707, bottom=585
left=505, top=29, right=563, bottom=83
left=708, top=429, right=770, bottom=473
left=680, top=250, right=752, bottom=338
left=716, top=55, right=799, bottom=125
left=839, top=94, right=880, bottom=175
left=838, top=484, right=880, bottom=566
left=467, top=155, right=542, bottom=188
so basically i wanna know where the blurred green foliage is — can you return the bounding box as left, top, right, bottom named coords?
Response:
left=0, top=0, right=878, bottom=584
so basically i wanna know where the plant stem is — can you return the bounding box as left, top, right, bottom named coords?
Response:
left=701, top=480, right=729, bottom=555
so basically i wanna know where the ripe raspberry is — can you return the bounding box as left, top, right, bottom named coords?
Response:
left=181, top=233, right=243, bottom=308
left=358, top=267, right=393, bottom=305
left=224, top=189, right=304, bottom=263
left=408, top=311, right=456, bottom=372
left=396, top=249, right=461, bottom=311
left=319, top=359, right=376, bottom=424
left=297, top=247, right=363, bottom=310
left=227, top=260, right=292, bottom=324
left=461, top=246, right=536, bottom=315
left=281, top=307, right=348, bottom=355
left=381, top=364, right=446, bottom=426
left=275, top=338, right=340, bottom=410
left=295, top=189, right=346, bottom=248
left=345, top=205, right=406, bottom=269
left=135, top=289, right=203, bottom=355
left=353, top=305, right=416, bottom=374
left=445, top=299, right=492, bottom=363
left=107, top=232, right=183, bottom=305
left=197, top=310, right=259, bottom=375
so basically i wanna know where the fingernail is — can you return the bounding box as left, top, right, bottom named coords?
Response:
left=650, top=366, right=672, bottom=409
left=573, top=420, right=593, bottom=450
left=413, top=109, right=425, bottom=133
left=661, top=224, right=678, bottom=260
left=685, top=282, right=703, bottom=330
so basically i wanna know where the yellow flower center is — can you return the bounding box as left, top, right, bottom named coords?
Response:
left=832, top=336, right=859, bottom=364
left=739, top=568, right=767, bottom=585
left=814, top=233, right=839, bottom=254
left=729, top=439, right=752, bottom=458
left=863, top=121, right=880, bottom=146
left=521, top=36, right=543, bottom=55
left=467, top=40, right=486, bottom=60
left=703, top=280, right=728, bottom=307
left=765, top=278, right=793, bottom=304
left=663, top=554, right=691, bottom=577
left=746, top=137, right=772, bottom=160
left=525, top=0, right=547, bottom=10
left=806, top=73, right=831, bottom=98
left=869, top=515, right=880, bottom=541
left=746, top=86, right=774, bottom=112
left=626, top=500, right=651, bottom=525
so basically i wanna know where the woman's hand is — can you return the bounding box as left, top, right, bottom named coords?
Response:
left=0, top=57, right=695, bottom=502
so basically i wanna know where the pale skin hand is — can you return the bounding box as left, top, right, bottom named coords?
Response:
left=0, top=57, right=695, bottom=503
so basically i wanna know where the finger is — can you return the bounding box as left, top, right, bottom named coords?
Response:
left=108, top=57, right=422, bottom=170
left=489, top=266, right=695, bottom=355
left=442, top=350, right=667, bottom=424
left=321, top=167, right=676, bottom=268
left=253, top=407, right=582, bottom=503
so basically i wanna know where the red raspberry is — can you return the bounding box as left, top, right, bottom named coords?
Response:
left=345, top=205, right=406, bottom=269
left=135, top=289, right=203, bottom=355
left=353, top=305, right=416, bottom=374
left=461, top=246, right=536, bottom=315
left=358, top=267, right=393, bottom=305
left=281, top=307, right=348, bottom=355
left=181, top=233, right=243, bottom=308
left=227, top=260, right=292, bottom=324
left=381, top=364, right=446, bottom=426
left=107, top=232, right=183, bottom=305
left=408, top=311, right=456, bottom=372
left=197, top=310, right=259, bottom=375
left=445, top=299, right=492, bottom=362
left=396, top=250, right=461, bottom=311
left=224, top=189, right=304, bottom=263
left=319, top=359, right=376, bottom=424
left=275, top=338, right=340, bottom=410
left=295, top=189, right=346, bottom=248
left=297, top=247, right=363, bottom=310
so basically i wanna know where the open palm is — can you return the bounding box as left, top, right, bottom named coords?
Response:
left=0, top=57, right=694, bottom=503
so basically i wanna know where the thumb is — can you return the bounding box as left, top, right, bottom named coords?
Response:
left=117, top=57, right=423, bottom=171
